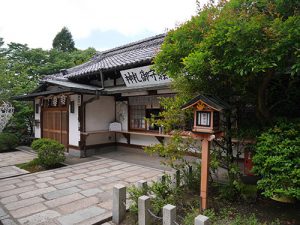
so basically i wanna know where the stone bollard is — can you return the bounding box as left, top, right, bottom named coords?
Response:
left=137, top=180, right=148, bottom=194
left=163, top=204, right=176, bottom=225
left=157, top=174, right=166, bottom=183
left=138, top=195, right=151, bottom=225
left=176, top=170, right=181, bottom=187
left=194, top=215, right=210, bottom=225
left=112, top=184, right=126, bottom=224
left=188, top=165, right=193, bottom=176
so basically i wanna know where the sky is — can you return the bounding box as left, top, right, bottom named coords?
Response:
left=0, top=0, right=208, bottom=51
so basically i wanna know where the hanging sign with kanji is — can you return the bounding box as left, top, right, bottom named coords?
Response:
left=120, top=65, right=171, bottom=87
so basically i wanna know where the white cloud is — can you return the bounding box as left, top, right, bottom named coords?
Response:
left=0, top=0, right=206, bottom=49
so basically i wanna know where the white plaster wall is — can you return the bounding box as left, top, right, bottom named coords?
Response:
left=34, top=98, right=41, bottom=138
left=85, top=96, right=115, bottom=145
left=116, top=101, right=128, bottom=131
left=69, top=94, right=80, bottom=146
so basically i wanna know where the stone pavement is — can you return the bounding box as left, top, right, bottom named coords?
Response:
left=0, top=151, right=36, bottom=167
left=0, top=166, right=29, bottom=179
left=0, top=151, right=36, bottom=179
left=0, top=157, right=166, bottom=225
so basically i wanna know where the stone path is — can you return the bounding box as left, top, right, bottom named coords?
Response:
left=0, top=151, right=36, bottom=179
left=0, top=157, right=165, bottom=225
left=0, top=151, right=36, bottom=167
left=0, top=166, right=29, bottom=179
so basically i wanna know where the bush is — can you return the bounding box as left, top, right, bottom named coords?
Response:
left=3, top=103, right=34, bottom=145
left=240, top=184, right=257, bottom=203
left=252, top=120, right=300, bottom=200
left=31, top=138, right=65, bottom=168
left=181, top=163, right=201, bottom=194
left=0, top=133, right=19, bottom=152
left=31, top=138, right=55, bottom=151
left=128, top=174, right=182, bottom=217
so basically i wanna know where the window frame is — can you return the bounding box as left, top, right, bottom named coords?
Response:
left=129, top=105, right=146, bottom=130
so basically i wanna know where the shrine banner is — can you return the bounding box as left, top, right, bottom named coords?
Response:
left=120, top=65, right=171, bottom=87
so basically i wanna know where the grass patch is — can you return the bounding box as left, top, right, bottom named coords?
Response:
left=17, top=158, right=65, bottom=173
left=17, top=158, right=45, bottom=173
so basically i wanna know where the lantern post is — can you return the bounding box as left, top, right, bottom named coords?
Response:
left=181, top=95, right=229, bottom=211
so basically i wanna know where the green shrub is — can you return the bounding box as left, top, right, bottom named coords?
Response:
left=240, top=184, right=257, bottom=203
left=231, top=214, right=259, bottom=225
left=149, top=175, right=181, bottom=215
left=0, top=133, right=19, bottom=152
left=31, top=138, right=55, bottom=151
left=181, top=163, right=201, bottom=194
left=128, top=174, right=182, bottom=218
left=183, top=207, right=200, bottom=225
left=31, top=138, right=65, bottom=168
left=128, top=184, right=148, bottom=215
left=252, top=120, right=300, bottom=200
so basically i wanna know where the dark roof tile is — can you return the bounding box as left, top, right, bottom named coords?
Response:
left=43, top=33, right=165, bottom=80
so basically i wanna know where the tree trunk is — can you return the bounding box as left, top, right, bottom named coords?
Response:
left=225, top=110, right=235, bottom=183
left=257, top=71, right=273, bottom=125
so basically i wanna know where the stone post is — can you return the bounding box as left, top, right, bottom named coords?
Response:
left=137, top=180, right=148, bottom=193
left=194, top=215, right=210, bottom=225
left=176, top=170, right=181, bottom=187
left=138, top=195, right=151, bottom=225
left=163, top=204, right=176, bottom=225
left=157, top=174, right=166, bottom=183
left=112, top=184, right=126, bottom=224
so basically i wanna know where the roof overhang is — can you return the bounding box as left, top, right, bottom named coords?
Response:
left=14, top=81, right=103, bottom=101
left=181, top=94, right=230, bottom=111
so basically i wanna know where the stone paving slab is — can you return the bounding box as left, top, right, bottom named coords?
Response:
left=0, top=151, right=36, bottom=180
left=0, top=151, right=36, bottom=167
left=0, top=166, right=29, bottom=179
left=0, top=157, right=167, bottom=225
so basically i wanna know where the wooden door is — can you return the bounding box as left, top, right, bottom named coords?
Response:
left=42, top=107, right=68, bottom=149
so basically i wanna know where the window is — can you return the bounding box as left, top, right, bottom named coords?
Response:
left=128, top=95, right=174, bottom=131
left=196, top=111, right=211, bottom=127
left=146, top=108, right=161, bottom=131
left=130, top=105, right=146, bottom=130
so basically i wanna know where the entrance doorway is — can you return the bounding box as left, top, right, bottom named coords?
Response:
left=42, top=107, right=68, bottom=149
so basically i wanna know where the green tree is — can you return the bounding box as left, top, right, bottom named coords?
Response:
left=155, top=0, right=300, bottom=126
left=152, top=0, right=300, bottom=193
left=52, top=27, right=76, bottom=52
left=0, top=36, right=96, bottom=142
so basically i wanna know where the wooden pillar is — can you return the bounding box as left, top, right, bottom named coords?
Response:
left=200, top=138, right=210, bottom=210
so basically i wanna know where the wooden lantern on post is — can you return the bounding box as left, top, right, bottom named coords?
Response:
left=182, top=95, right=229, bottom=210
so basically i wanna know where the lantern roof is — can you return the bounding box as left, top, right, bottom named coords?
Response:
left=181, top=94, right=230, bottom=111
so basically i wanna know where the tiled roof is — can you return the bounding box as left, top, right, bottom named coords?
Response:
left=45, top=33, right=166, bottom=80
left=181, top=94, right=231, bottom=111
